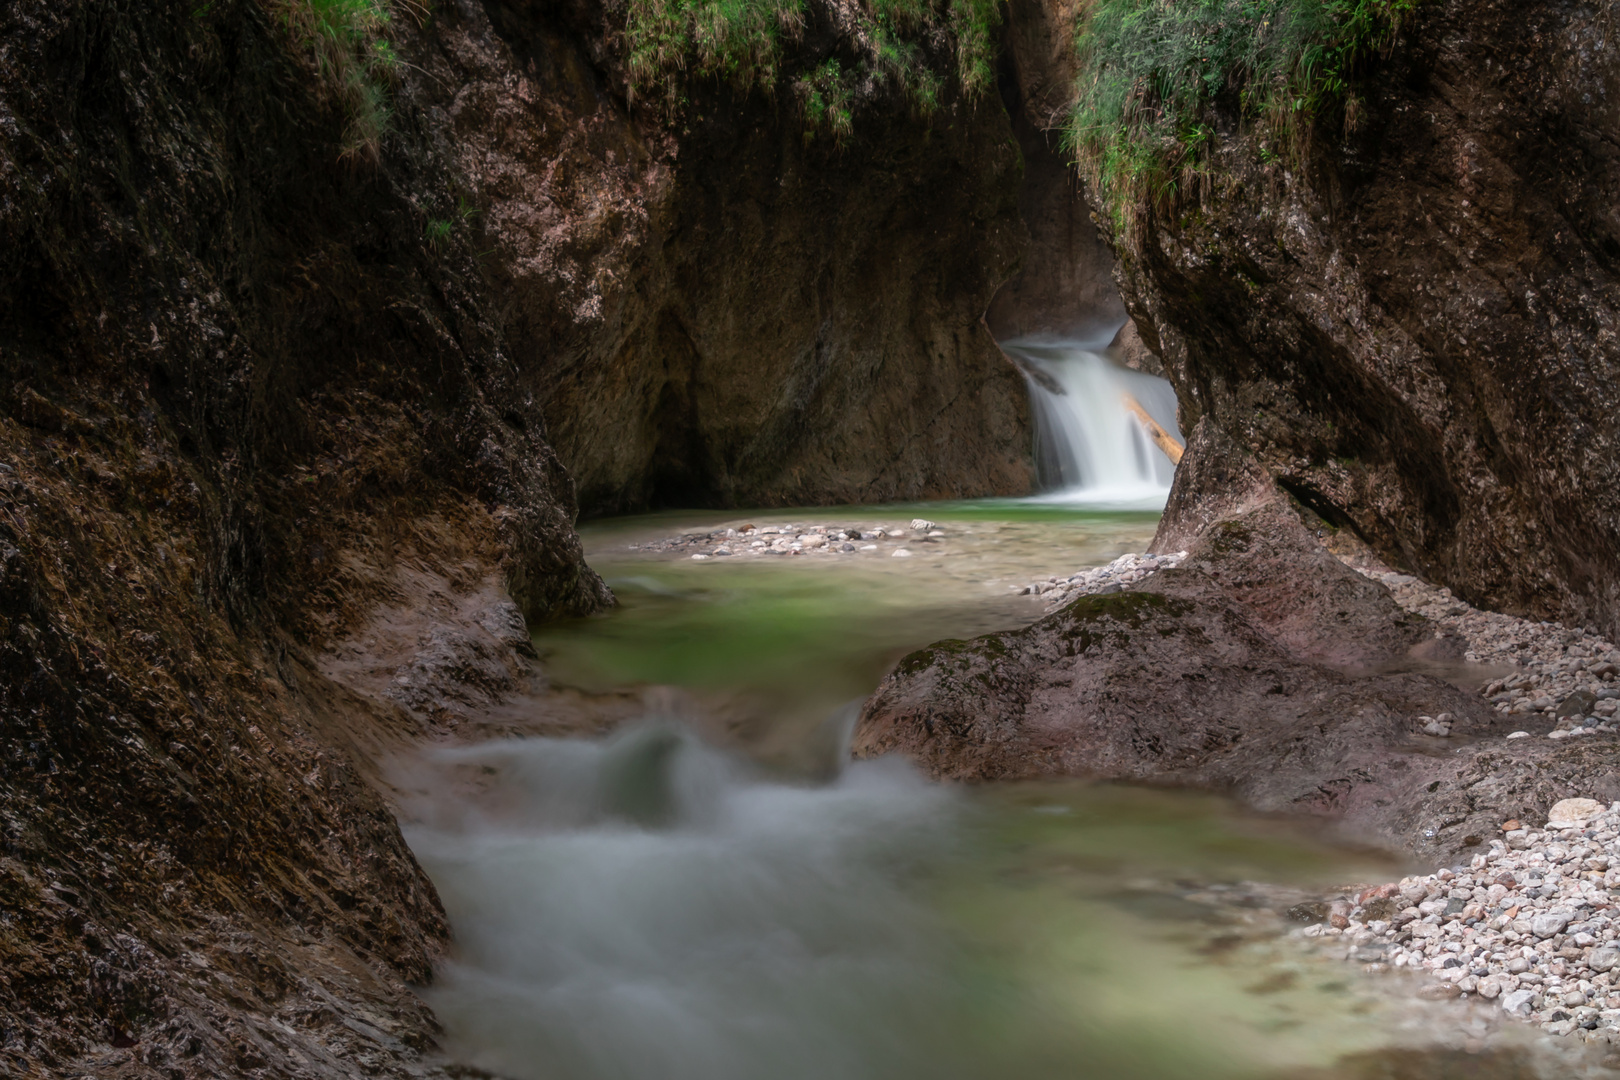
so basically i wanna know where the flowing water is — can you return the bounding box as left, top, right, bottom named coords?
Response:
left=1001, top=336, right=1182, bottom=509
left=398, top=503, right=1585, bottom=1080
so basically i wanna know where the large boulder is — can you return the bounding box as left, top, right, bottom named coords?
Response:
left=853, top=490, right=1589, bottom=857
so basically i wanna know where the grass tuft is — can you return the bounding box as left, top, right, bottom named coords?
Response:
left=1062, top=0, right=1419, bottom=239
left=272, top=0, right=408, bottom=161
left=624, top=0, right=1001, bottom=141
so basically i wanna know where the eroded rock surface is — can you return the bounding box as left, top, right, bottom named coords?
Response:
left=0, top=1, right=609, bottom=1074
left=429, top=1, right=1035, bottom=514
left=1099, top=0, right=1620, bottom=638
left=855, top=491, right=1619, bottom=859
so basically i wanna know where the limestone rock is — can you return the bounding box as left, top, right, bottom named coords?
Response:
left=1548, top=798, right=1606, bottom=828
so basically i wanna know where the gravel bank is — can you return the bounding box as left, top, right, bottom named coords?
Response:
left=1019, top=550, right=1189, bottom=606
left=627, top=518, right=949, bottom=560
left=1307, top=799, right=1620, bottom=1046
left=1358, top=567, right=1620, bottom=737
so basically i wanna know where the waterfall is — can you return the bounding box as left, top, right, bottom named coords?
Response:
left=1000, top=336, right=1183, bottom=509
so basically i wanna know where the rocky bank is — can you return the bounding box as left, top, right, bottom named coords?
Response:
left=1314, top=798, right=1620, bottom=1044
left=854, top=474, right=1620, bottom=863
left=1097, top=0, right=1620, bottom=640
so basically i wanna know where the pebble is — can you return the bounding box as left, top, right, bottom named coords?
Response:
left=1301, top=799, right=1620, bottom=1041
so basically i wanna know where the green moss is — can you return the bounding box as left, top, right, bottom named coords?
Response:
left=1061, top=589, right=1191, bottom=625
left=1205, top=520, right=1255, bottom=554
left=1063, top=0, right=1420, bottom=238
left=624, top=0, right=1000, bottom=138
left=1054, top=590, right=1194, bottom=654
left=894, top=632, right=1010, bottom=677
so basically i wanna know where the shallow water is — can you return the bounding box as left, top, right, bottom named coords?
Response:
left=402, top=503, right=1587, bottom=1080
left=537, top=504, right=1162, bottom=766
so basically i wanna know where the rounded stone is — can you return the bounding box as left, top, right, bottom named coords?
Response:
left=1590, top=947, right=1620, bottom=973
left=1548, top=798, right=1605, bottom=828
left=1532, top=911, right=1573, bottom=938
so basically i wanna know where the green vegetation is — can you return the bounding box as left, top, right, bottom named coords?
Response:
left=1063, top=0, right=1418, bottom=237
left=424, top=196, right=477, bottom=251
left=272, top=0, right=411, bottom=159
left=623, top=0, right=1000, bottom=141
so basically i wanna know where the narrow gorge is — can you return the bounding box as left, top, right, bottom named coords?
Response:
left=3, top=0, right=1620, bottom=1077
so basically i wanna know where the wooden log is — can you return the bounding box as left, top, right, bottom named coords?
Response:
left=1121, top=394, right=1184, bottom=465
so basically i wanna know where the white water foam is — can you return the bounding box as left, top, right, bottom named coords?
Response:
left=1001, top=336, right=1182, bottom=510
left=400, top=726, right=967, bottom=1080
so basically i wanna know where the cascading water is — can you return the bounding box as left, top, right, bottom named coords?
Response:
left=399, top=726, right=970, bottom=1080
left=1000, top=336, right=1182, bottom=509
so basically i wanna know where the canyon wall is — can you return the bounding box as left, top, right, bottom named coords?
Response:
left=0, top=0, right=1058, bottom=1072
left=983, top=0, right=1125, bottom=343
left=0, top=0, right=601, bottom=1074
left=1091, top=0, right=1620, bottom=639
left=430, top=0, right=1038, bottom=515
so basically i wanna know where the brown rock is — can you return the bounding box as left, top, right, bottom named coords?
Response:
left=446, top=3, right=1036, bottom=514
left=1416, top=983, right=1463, bottom=1001
left=1084, top=0, right=1620, bottom=638
left=855, top=484, right=1620, bottom=856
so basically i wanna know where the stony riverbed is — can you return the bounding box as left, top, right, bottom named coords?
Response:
left=628, top=518, right=952, bottom=560
left=612, top=512, right=1620, bottom=1059
left=1014, top=549, right=1620, bottom=1046
left=1367, top=569, right=1620, bottom=736
left=1306, top=798, right=1620, bottom=1052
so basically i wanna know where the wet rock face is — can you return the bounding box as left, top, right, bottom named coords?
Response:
left=854, top=492, right=1612, bottom=858
left=433, top=2, right=1034, bottom=515
left=0, top=0, right=608, bottom=1073
left=1110, top=0, right=1620, bottom=638
left=982, top=100, right=1123, bottom=343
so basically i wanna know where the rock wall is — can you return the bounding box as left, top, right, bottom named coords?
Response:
left=983, top=0, right=1125, bottom=343
left=1098, top=0, right=1620, bottom=638
left=433, top=1, right=1036, bottom=515
left=0, top=0, right=607, bottom=1073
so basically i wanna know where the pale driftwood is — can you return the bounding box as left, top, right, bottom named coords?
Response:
left=1121, top=394, right=1184, bottom=465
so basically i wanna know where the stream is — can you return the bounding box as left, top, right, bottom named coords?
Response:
left=392, top=354, right=1580, bottom=1079
left=395, top=502, right=1581, bottom=1080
